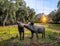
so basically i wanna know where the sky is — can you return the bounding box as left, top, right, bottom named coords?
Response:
left=24, top=0, right=59, bottom=14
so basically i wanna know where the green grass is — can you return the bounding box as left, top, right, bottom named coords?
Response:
left=0, top=24, right=60, bottom=46
left=48, top=24, right=60, bottom=30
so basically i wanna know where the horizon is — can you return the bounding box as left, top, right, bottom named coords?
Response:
left=24, top=0, right=59, bottom=15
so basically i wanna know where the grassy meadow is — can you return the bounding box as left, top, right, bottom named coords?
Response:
left=0, top=23, right=60, bottom=46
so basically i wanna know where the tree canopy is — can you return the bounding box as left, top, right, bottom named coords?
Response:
left=48, top=0, right=60, bottom=23
left=0, top=0, right=36, bottom=26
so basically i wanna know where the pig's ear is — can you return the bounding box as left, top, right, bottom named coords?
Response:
left=23, top=25, right=25, bottom=27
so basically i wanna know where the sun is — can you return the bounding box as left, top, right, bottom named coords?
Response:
left=41, top=15, right=48, bottom=23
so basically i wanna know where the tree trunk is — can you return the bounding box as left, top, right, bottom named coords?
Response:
left=3, top=13, right=8, bottom=26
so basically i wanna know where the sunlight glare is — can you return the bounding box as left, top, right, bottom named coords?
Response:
left=41, top=15, right=48, bottom=23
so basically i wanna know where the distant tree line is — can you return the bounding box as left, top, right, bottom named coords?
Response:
left=36, top=0, right=60, bottom=24
left=0, top=0, right=60, bottom=26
